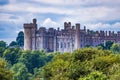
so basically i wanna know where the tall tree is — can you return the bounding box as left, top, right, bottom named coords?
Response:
left=0, top=41, right=7, bottom=57
left=0, top=40, right=7, bottom=48
left=16, top=31, right=24, bottom=47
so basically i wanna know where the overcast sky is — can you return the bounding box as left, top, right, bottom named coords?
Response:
left=0, top=0, right=120, bottom=44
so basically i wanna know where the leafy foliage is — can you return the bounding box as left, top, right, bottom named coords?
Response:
left=16, top=31, right=24, bottom=47
left=9, top=41, right=18, bottom=47
left=0, top=58, right=13, bottom=80
left=42, top=48, right=120, bottom=80
left=3, top=47, right=22, bottom=65
left=0, top=40, right=7, bottom=48
left=10, top=63, right=31, bottom=80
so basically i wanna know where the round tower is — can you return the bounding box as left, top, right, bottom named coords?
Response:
left=24, top=24, right=32, bottom=50
left=23, top=18, right=37, bottom=50
left=75, top=23, right=80, bottom=49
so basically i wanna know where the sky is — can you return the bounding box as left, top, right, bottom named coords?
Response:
left=0, top=0, right=120, bottom=44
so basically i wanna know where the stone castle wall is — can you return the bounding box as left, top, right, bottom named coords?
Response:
left=23, top=19, right=120, bottom=52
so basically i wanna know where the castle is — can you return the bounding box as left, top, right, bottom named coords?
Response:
left=24, top=19, right=120, bottom=52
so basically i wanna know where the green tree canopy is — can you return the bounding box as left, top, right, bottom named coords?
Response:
left=10, top=63, right=31, bottom=80
left=110, top=43, right=120, bottom=53
left=0, top=40, right=7, bottom=48
left=3, top=47, right=22, bottom=65
left=9, top=41, right=18, bottom=47
left=16, top=31, right=24, bottom=47
left=0, top=58, right=13, bottom=80
left=18, top=50, right=53, bottom=74
left=41, top=48, right=120, bottom=80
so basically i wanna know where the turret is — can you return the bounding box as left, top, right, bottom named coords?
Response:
left=64, top=22, right=71, bottom=30
left=75, top=23, right=80, bottom=49
left=24, top=18, right=37, bottom=50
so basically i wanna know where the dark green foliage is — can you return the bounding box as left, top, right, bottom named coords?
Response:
left=10, top=63, right=31, bottom=80
left=3, top=47, right=22, bottom=65
left=16, top=31, right=24, bottom=47
left=9, top=31, right=24, bottom=47
left=0, top=41, right=7, bottom=56
left=0, top=40, right=7, bottom=48
left=105, top=41, right=113, bottom=50
left=9, top=41, right=18, bottom=47
left=18, top=50, right=52, bottom=73
left=98, top=41, right=113, bottom=50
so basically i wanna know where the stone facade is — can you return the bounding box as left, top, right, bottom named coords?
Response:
left=24, top=19, right=120, bottom=52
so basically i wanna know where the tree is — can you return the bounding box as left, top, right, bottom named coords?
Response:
left=79, top=71, right=107, bottom=80
left=10, top=63, right=31, bottom=80
left=18, top=50, right=52, bottom=73
left=0, top=41, right=7, bottom=56
left=105, top=41, right=113, bottom=50
left=41, top=48, right=120, bottom=80
left=0, top=58, right=13, bottom=80
left=0, top=40, right=7, bottom=48
left=3, top=47, right=22, bottom=65
left=16, top=31, right=24, bottom=47
left=9, top=41, right=18, bottom=47
left=110, top=43, right=120, bottom=53
left=97, top=41, right=113, bottom=50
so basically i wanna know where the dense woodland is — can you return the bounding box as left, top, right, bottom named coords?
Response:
left=0, top=31, right=120, bottom=80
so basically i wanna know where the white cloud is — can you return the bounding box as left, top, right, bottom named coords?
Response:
left=0, top=0, right=120, bottom=23
left=85, top=22, right=120, bottom=31
left=32, top=0, right=80, bottom=6
left=32, top=0, right=120, bottom=7
left=42, top=18, right=60, bottom=29
left=0, top=0, right=120, bottom=42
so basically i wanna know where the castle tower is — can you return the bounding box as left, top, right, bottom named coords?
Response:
left=24, top=19, right=37, bottom=50
left=75, top=23, right=80, bottom=49
left=64, top=22, right=71, bottom=30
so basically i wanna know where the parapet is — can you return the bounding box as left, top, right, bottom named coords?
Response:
left=24, top=23, right=33, bottom=28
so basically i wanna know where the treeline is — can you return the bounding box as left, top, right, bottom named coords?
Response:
left=42, top=48, right=120, bottom=80
left=0, top=41, right=55, bottom=80
left=0, top=40, right=120, bottom=80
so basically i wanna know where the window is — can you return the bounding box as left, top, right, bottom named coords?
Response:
left=64, top=43, right=66, bottom=48
left=72, top=44, right=74, bottom=47
left=68, top=42, right=70, bottom=48
left=61, top=42, right=63, bottom=48
left=57, top=43, right=59, bottom=48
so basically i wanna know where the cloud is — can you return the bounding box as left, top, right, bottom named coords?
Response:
left=0, top=0, right=120, bottom=44
left=42, top=18, right=60, bottom=29
left=32, top=0, right=120, bottom=7
left=0, top=0, right=120, bottom=23
left=85, top=22, right=120, bottom=31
